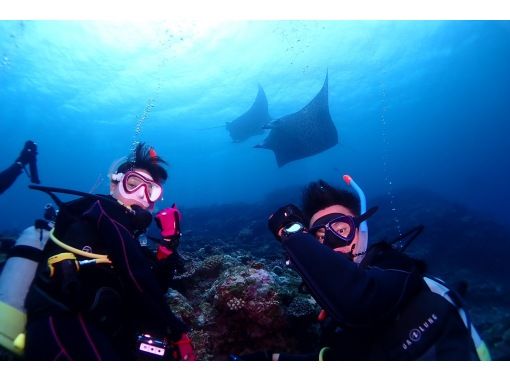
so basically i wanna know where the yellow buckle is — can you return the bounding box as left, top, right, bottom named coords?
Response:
left=47, top=252, right=79, bottom=277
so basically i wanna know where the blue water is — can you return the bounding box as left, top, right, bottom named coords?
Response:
left=1, top=20, right=509, bottom=233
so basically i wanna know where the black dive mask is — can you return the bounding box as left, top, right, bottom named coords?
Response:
left=130, top=205, right=153, bottom=233
left=309, top=207, right=378, bottom=250
left=310, top=213, right=358, bottom=249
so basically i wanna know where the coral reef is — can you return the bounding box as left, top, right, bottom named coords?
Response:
left=166, top=251, right=321, bottom=360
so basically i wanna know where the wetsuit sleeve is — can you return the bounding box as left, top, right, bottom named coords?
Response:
left=154, top=251, right=185, bottom=291
left=282, top=233, right=422, bottom=327
left=142, top=247, right=183, bottom=293
left=83, top=200, right=187, bottom=338
left=0, top=163, right=22, bottom=194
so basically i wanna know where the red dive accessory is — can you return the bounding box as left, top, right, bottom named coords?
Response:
left=171, top=333, right=196, bottom=361
left=155, top=204, right=182, bottom=260
left=317, top=309, right=327, bottom=321
left=149, top=148, right=158, bottom=161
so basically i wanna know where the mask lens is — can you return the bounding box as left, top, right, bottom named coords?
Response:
left=122, top=171, right=163, bottom=202
left=147, top=182, right=162, bottom=201
left=330, top=220, right=352, bottom=239
left=125, top=175, right=144, bottom=191
left=310, top=213, right=356, bottom=249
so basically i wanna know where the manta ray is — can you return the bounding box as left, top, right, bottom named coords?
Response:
left=255, top=73, right=338, bottom=167
left=226, top=85, right=271, bottom=143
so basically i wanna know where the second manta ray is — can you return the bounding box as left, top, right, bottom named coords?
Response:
left=226, top=85, right=271, bottom=143
left=255, top=73, right=338, bottom=167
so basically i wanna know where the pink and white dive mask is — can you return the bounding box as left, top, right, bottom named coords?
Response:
left=112, top=170, right=163, bottom=204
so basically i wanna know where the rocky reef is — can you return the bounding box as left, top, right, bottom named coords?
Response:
left=166, top=252, right=321, bottom=360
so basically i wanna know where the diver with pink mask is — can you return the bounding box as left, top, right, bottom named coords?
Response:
left=10, top=142, right=196, bottom=360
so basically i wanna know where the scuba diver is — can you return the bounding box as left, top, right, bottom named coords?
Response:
left=236, top=176, right=490, bottom=361
left=0, top=140, right=40, bottom=194
left=18, top=142, right=194, bottom=360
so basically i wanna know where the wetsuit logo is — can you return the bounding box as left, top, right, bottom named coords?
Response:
left=402, top=313, right=438, bottom=351
left=409, top=329, right=421, bottom=342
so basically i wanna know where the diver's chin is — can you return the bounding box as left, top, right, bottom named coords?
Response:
left=129, top=200, right=150, bottom=210
left=333, top=246, right=353, bottom=256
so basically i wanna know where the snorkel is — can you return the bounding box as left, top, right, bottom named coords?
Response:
left=342, top=175, right=368, bottom=258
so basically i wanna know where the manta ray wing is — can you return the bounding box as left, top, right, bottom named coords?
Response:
left=227, top=85, right=271, bottom=142
left=255, top=73, right=338, bottom=167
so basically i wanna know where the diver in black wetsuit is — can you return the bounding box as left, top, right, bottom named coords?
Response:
left=23, top=143, right=194, bottom=360
left=250, top=178, right=488, bottom=361
left=0, top=140, right=39, bottom=195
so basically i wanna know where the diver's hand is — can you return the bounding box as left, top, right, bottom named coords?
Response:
left=268, top=204, right=306, bottom=241
left=16, top=140, right=37, bottom=166
left=155, top=206, right=182, bottom=238
left=155, top=206, right=182, bottom=259
left=171, top=333, right=196, bottom=361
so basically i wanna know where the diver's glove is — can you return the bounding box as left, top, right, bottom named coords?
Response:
left=155, top=205, right=182, bottom=260
left=170, top=333, right=196, bottom=361
left=15, top=140, right=37, bottom=166
left=268, top=204, right=306, bottom=242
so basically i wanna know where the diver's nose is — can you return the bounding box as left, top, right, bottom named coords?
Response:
left=136, top=187, right=147, bottom=199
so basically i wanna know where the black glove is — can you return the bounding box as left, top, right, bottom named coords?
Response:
left=16, top=140, right=37, bottom=166
left=229, top=350, right=273, bottom=361
left=268, top=204, right=306, bottom=241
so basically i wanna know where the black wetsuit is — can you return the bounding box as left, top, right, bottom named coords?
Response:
left=0, top=163, right=22, bottom=195
left=24, top=196, right=187, bottom=360
left=279, top=234, right=479, bottom=360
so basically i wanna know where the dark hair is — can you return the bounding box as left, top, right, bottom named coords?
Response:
left=115, top=142, right=168, bottom=183
left=302, top=179, right=360, bottom=221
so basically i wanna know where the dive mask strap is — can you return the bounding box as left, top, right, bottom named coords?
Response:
left=111, top=172, right=124, bottom=182
left=354, top=206, right=378, bottom=226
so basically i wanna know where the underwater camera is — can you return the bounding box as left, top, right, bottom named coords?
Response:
left=136, top=333, right=169, bottom=360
